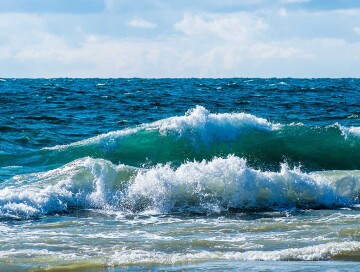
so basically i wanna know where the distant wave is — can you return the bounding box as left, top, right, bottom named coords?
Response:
left=44, top=105, right=279, bottom=150
left=1, top=156, right=359, bottom=219
left=1, top=106, right=360, bottom=174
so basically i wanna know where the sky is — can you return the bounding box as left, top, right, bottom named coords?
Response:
left=1, top=0, right=360, bottom=78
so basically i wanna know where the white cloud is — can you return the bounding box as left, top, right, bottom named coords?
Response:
left=335, top=9, right=360, bottom=16
left=174, top=13, right=268, bottom=42
left=354, top=27, right=360, bottom=35
left=278, top=8, right=288, bottom=17
left=1, top=5, right=360, bottom=78
left=249, top=43, right=313, bottom=59
left=127, top=18, right=157, bottom=29
left=3, top=29, right=360, bottom=78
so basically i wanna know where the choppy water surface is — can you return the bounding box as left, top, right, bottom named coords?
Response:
left=0, top=78, right=360, bottom=271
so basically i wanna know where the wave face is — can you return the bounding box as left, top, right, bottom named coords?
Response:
left=2, top=106, right=360, bottom=178
left=40, top=106, right=360, bottom=172
left=1, top=156, right=360, bottom=219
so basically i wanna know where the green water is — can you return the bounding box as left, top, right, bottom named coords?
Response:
left=2, top=209, right=360, bottom=271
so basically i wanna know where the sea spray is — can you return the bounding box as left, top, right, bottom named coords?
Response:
left=1, top=156, right=359, bottom=219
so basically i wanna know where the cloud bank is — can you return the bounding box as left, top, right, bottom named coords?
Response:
left=1, top=0, right=360, bottom=77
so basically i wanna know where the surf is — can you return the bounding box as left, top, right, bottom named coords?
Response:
left=1, top=155, right=360, bottom=219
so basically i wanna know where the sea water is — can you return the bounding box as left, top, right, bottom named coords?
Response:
left=0, top=78, right=360, bottom=271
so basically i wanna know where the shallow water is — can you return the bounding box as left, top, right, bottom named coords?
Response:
left=2, top=209, right=360, bottom=271
left=1, top=78, right=360, bottom=271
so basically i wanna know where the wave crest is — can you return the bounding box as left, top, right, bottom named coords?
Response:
left=3, top=106, right=359, bottom=174
left=1, top=156, right=360, bottom=219
left=45, top=106, right=278, bottom=150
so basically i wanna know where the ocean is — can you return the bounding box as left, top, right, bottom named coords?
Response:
left=0, top=78, right=360, bottom=271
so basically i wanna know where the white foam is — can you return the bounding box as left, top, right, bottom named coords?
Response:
left=0, top=248, right=79, bottom=261
left=148, top=106, right=279, bottom=142
left=339, top=124, right=360, bottom=138
left=44, top=128, right=138, bottom=150
left=125, top=156, right=355, bottom=213
left=108, top=241, right=360, bottom=265
left=0, top=156, right=360, bottom=218
left=227, top=241, right=360, bottom=261
left=0, top=158, right=135, bottom=218
left=109, top=249, right=222, bottom=266
left=1, top=156, right=359, bottom=218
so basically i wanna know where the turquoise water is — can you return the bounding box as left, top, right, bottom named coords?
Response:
left=1, top=78, right=360, bottom=271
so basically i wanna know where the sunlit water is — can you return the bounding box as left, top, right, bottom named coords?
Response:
left=1, top=78, right=360, bottom=271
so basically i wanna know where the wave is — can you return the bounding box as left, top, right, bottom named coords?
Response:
left=46, top=105, right=278, bottom=150
left=1, top=156, right=360, bottom=219
left=2, top=106, right=360, bottom=174
left=108, top=242, right=360, bottom=265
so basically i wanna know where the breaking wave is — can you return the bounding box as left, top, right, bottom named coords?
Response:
left=1, top=156, right=360, bottom=219
left=2, top=106, right=360, bottom=173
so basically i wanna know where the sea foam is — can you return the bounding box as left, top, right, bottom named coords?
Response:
left=108, top=242, right=360, bottom=266
left=338, top=124, right=360, bottom=138
left=1, top=156, right=359, bottom=218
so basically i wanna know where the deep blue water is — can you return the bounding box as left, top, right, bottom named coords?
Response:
left=1, top=78, right=359, bottom=151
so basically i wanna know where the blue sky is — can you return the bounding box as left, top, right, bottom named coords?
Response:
left=1, top=0, right=360, bottom=77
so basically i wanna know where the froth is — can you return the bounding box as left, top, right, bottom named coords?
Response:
left=339, top=124, right=360, bottom=138
left=227, top=241, right=360, bottom=261
left=108, top=241, right=360, bottom=265
left=1, top=156, right=360, bottom=218
left=124, top=156, right=355, bottom=213
left=0, top=158, right=135, bottom=218
left=148, top=106, right=278, bottom=142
